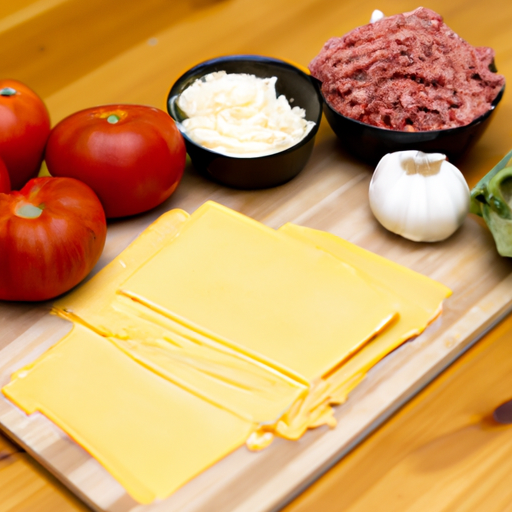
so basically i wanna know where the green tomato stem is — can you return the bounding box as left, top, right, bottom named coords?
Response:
left=16, top=204, right=43, bottom=219
left=107, top=114, right=120, bottom=124
left=0, top=87, right=16, bottom=96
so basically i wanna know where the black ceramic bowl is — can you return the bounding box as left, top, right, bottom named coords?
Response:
left=319, top=84, right=505, bottom=165
left=167, top=55, right=323, bottom=189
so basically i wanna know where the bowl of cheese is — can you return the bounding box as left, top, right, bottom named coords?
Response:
left=167, top=55, right=323, bottom=189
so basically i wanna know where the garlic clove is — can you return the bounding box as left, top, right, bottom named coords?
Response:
left=369, top=150, right=470, bottom=242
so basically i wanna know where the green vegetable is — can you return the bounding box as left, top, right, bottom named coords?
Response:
left=470, top=148, right=512, bottom=256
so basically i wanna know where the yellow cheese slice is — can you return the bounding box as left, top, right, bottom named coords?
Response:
left=279, top=222, right=451, bottom=387
left=264, top=223, right=452, bottom=439
left=54, top=207, right=309, bottom=425
left=2, top=201, right=452, bottom=504
left=53, top=207, right=191, bottom=334
left=2, top=323, right=255, bottom=504
left=104, top=300, right=309, bottom=424
left=118, top=201, right=398, bottom=381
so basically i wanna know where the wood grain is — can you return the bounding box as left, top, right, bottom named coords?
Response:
left=284, top=317, right=512, bottom=512
left=1, top=0, right=512, bottom=511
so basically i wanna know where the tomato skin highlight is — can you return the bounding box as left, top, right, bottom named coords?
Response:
left=0, top=177, right=107, bottom=302
left=0, top=80, right=51, bottom=190
left=0, top=158, right=10, bottom=193
left=45, top=105, right=187, bottom=218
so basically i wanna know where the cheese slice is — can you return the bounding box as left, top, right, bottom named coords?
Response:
left=2, top=323, right=255, bottom=504
left=117, top=202, right=398, bottom=381
left=265, top=223, right=452, bottom=439
left=54, top=205, right=310, bottom=426
left=104, top=298, right=309, bottom=424
left=279, top=222, right=451, bottom=387
left=2, top=201, right=451, bottom=504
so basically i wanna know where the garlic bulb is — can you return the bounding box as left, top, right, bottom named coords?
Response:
left=369, top=151, right=470, bottom=242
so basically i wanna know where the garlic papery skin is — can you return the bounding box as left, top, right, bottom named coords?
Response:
left=369, top=151, right=470, bottom=242
left=370, top=9, right=385, bottom=23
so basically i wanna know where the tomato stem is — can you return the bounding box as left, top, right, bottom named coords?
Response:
left=107, top=114, right=120, bottom=124
left=16, top=204, right=43, bottom=219
left=0, top=87, right=16, bottom=96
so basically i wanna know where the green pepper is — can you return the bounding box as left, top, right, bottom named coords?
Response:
left=470, top=148, right=512, bottom=256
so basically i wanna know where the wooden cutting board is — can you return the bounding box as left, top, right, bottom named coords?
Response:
left=2, top=134, right=512, bottom=512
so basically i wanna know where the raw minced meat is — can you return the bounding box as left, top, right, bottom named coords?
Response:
left=309, top=7, right=505, bottom=131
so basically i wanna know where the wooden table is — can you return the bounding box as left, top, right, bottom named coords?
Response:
left=2, top=0, right=512, bottom=511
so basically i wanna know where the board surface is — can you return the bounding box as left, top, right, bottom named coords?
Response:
left=2, top=0, right=512, bottom=510
left=2, top=156, right=512, bottom=512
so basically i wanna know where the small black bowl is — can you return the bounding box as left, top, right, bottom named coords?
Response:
left=167, top=55, right=323, bottom=189
left=319, top=84, right=505, bottom=165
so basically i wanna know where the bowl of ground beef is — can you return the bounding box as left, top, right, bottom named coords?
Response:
left=309, top=7, right=505, bottom=164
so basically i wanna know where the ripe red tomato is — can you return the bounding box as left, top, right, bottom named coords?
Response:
left=0, top=80, right=51, bottom=190
left=0, top=177, right=107, bottom=301
left=0, top=158, right=10, bottom=193
left=45, top=105, right=186, bottom=218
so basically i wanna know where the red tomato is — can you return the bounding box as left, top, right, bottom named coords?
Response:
left=0, top=158, right=10, bottom=193
left=0, top=80, right=51, bottom=190
left=0, top=177, right=107, bottom=302
left=45, top=105, right=186, bottom=218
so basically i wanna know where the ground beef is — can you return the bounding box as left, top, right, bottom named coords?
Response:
left=309, top=7, right=505, bottom=131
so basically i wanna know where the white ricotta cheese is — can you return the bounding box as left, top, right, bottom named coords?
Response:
left=177, top=71, right=315, bottom=158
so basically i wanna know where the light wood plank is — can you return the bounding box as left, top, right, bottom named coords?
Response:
left=0, top=452, right=89, bottom=512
